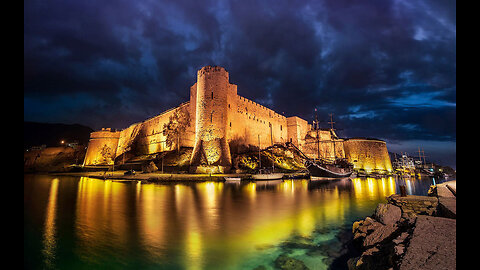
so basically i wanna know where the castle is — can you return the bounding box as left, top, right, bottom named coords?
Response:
left=83, top=66, right=392, bottom=174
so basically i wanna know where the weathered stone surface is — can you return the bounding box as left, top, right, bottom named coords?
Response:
left=438, top=197, right=456, bottom=219
left=362, top=223, right=398, bottom=248
left=352, top=220, right=363, bottom=233
left=436, top=183, right=455, bottom=198
left=392, top=232, right=409, bottom=245
left=374, top=203, right=402, bottom=225
left=394, top=244, right=405, bottom=256
left=387, top=194, right=438, bottom=216
left=399, top=216, right=456, bottom=270
left=445, top=181, right=456, bottom=195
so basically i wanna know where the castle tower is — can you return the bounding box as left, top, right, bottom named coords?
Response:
left=190, top=66, right=232, bottom=173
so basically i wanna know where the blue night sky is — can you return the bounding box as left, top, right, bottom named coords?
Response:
left=24, top=0, right=456, bottom=168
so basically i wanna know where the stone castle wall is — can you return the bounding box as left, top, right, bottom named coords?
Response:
left=343, top=138, right=392, bottom=173
left=229, top=95, right=290, bottom=148
left=116, top=102, right=195, bottom=158
left=83, top=129, right=121, bottom=165
left=83, top=103, right=195, bottom=166
left=83, top=65, right=392, bottom=174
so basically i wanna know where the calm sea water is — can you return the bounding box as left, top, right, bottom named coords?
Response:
left=24, top=174, right=445, bottom=270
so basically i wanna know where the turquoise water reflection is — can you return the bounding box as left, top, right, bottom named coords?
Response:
left=24, top=175, right=443, bottom=269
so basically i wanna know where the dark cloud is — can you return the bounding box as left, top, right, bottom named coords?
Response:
left=24, top=0, right=456, bottom=167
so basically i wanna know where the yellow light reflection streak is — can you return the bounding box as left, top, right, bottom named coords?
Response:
left=352, top=177, right=396, bottom=202
left=138, top=184, right=168, bottom=259
left=42, top=178, right=59, bottom=268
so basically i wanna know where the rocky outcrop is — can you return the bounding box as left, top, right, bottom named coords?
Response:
left=349, top=204, right=407, bottom=270
left=373, top=203, right=402, bottom=225
left=348, top=184, right=456, bottom=270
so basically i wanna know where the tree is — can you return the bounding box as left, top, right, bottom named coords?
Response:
left=100, top=144, right=113, bottom=164
left=163, top=107, right=190, bottom=152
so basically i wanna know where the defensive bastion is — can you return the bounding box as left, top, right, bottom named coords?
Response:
left=83, top=66, right=392, bottom=174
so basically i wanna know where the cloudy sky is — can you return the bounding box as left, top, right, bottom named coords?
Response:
left=24, top=0, right=456, bottom=168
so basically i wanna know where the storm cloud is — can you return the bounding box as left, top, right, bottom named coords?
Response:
left=24, top=0, right=456, bottom=167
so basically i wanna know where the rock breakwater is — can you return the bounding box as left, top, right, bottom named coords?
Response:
left=348, top=183, right=456, bottom=270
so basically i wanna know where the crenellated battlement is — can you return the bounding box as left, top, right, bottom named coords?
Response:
left=197, top=65, right=229, bottom=80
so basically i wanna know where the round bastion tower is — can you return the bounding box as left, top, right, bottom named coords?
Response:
left=190, top=66, right=232, bottom=173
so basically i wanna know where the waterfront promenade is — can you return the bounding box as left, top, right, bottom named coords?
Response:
left=50, top=170, right=241, bottom=181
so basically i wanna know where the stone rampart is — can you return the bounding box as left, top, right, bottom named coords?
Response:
left=116, top=102, right=194, bottom=157
left=229, top=95, right=288, bottom=148
left=343, top=138, right=392, bottom=173
left=83, top=65, right=393, bottom=174
left=83, top=129, right=121, bottom=165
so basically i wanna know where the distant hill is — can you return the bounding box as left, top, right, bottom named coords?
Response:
left=24, top=121, right=94, bottom=150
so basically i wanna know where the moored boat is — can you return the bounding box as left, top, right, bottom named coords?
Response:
left=305, top=159, right=353, bottom=179
left=252, top=172, right=284, bottom=180
left=252, top=168, right=284, bottom=180
left=224, top=177, right=242, bottom=181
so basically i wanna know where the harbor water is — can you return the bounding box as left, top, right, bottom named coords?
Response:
left=24, top=174, right=446, bottom=269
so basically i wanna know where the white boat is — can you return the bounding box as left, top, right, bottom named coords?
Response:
left=310, top=176, right=340, bottom=181
left=252, top=172, right=284, bottom=180
left=252, top=135, right=284, bottom=180
left=224, top=177, right=242, bottom=181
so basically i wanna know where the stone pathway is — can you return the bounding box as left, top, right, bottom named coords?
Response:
left=399, top=216, right=456, bottom=270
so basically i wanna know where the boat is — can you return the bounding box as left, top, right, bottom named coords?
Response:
left=251, top=134, right=284, bottom=180
left=286, top=112, right=353, bottom=179
left=224, top=177, right=242, bottom=181
left=305, top=158, right=353, bottom=179
left=252, top=169, right=284, bottom=180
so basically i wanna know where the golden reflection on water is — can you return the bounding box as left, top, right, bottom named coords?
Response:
left=137, top=183, right=169, bottom=260
left=351, top=177, right=396, bottom=202
left=42, top=178, right=59, bottom=268
left=63, top=176, right=399, bottom=269
left=75, top=177, right=130, bottom=262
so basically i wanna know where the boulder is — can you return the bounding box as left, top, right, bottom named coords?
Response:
left=362, top=224, right=398, bottom=248
left=142, top=161, right=158, bottom=173
left=374, top=203, right=402, bottom=225
left=274, top=254, right=309, bottom=270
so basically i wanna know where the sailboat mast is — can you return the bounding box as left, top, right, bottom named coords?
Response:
left=315, top=109, right=320, bottom=160
left=329, top=113, right=336, bottom=160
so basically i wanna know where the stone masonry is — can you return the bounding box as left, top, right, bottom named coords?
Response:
left=83, top=66, right=393, bottom=173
